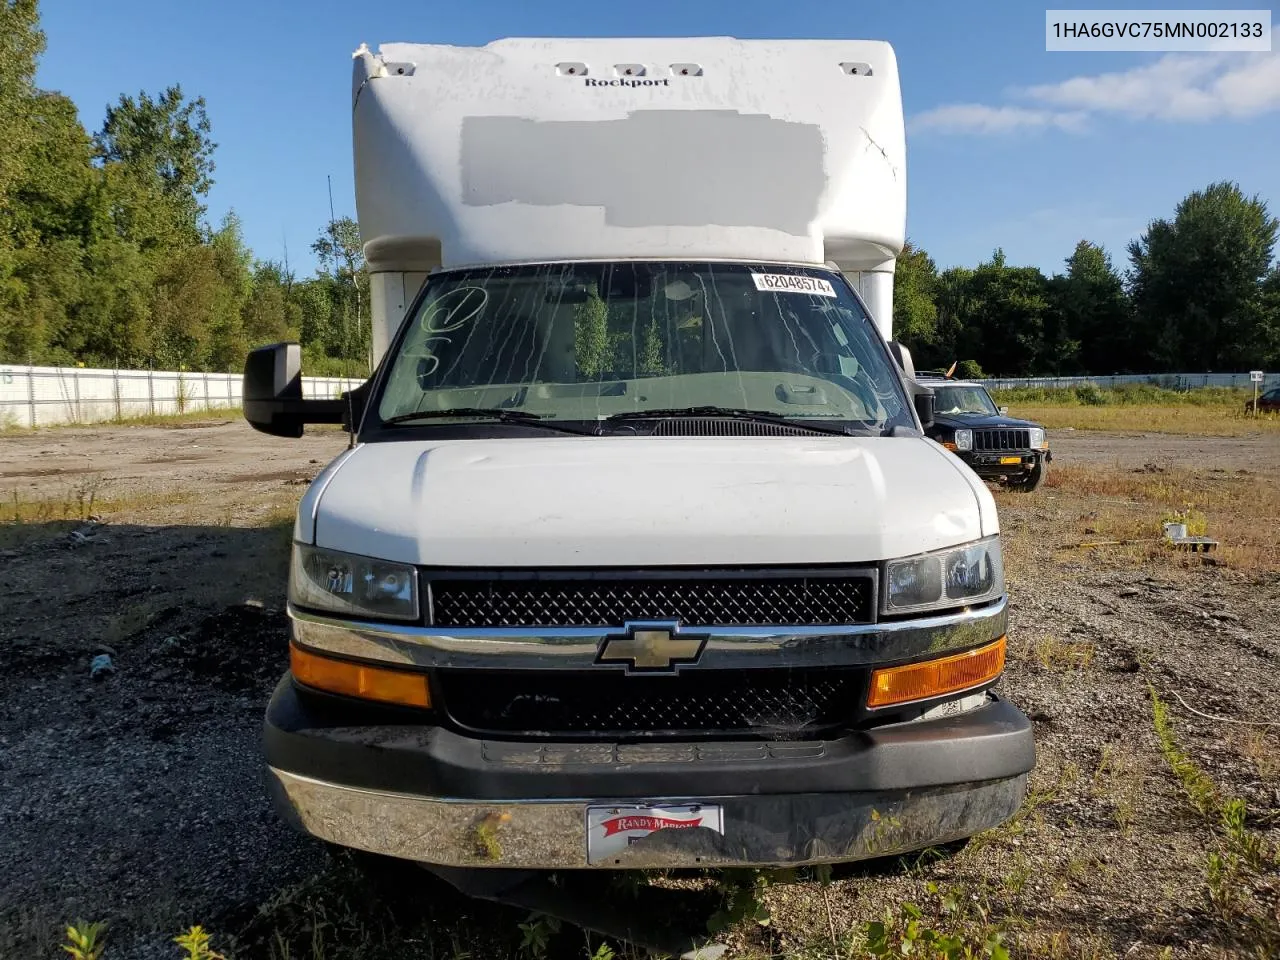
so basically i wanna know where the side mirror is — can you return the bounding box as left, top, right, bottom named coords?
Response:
left=999, top=406, right=1009, bottom=416
left=914, top=391, right=935, bottom=429
left=887, top=341, right=916, bottom=380
left=886, top=342, right=933, bottom=431
left=243, top=342, right=347, bottom=437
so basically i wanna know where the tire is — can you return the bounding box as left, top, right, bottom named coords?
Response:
left=1018, top=456, right=1047, bottom=492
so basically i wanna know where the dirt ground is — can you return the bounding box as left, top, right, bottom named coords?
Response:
left=1, top=418, right=1278, bottom=960
left=2, top=420, right=1279, bottom=493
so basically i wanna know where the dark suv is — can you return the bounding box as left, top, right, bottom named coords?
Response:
left=918, top=373, right=1051, bottom=491
left=1246, top=387, right=1280, bottom=414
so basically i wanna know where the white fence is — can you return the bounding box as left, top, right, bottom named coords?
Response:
left=2, top=364, right=1276, bottom=429
left=0, top=364, right=366, bottom=429
left=980, top=372, right=1277, bottom=391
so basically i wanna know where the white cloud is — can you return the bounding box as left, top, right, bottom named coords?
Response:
left=913, top=27, right=1280, bottom=134
left=909, top=103, right=1088, bottom=134
left=1026, top=41, right=1280, bottom=120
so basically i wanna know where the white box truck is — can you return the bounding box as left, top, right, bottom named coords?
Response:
left=242, top=37, right=1035, bottom=873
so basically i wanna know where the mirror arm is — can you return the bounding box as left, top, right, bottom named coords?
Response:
left=268, top=398, right=346, bottom=423
left=341, top=380, right=372, bottom=432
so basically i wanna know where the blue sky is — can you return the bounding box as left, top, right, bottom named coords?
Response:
left=35, top=0, right=1280, bottom=279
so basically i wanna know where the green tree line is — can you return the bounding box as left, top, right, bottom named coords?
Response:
left=3, top=1, right=1277, bottom=379
left=0, top=0, right=369, bottom=376
left=894, top=180, right=1280, bottom=377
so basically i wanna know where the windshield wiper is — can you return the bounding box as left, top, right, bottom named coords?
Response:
left=603, top=406, right=861, bottom=437
left=380, top=408, right=593, bottom=435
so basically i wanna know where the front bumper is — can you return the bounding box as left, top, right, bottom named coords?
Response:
left=264, top=678, right=1036, bottom=869
left=962, top=449, right=1049, bottom=477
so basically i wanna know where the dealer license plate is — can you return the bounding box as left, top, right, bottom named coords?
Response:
left=586, top=803, right=724, bottom=865
left=999, top=456, right=1022, bottom=465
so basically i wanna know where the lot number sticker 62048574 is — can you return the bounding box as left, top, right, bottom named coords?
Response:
left=751, top=273, right=837, bottom=297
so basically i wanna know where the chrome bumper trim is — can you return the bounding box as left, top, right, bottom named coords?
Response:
left=268, top=767, right=1028, bottom=870
left=287, top=597, right=1007, bottom=670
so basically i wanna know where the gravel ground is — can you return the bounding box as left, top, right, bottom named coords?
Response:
left=1, top=419, right=1277, bottom=959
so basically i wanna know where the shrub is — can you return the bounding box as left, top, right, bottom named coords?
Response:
left=1074, top=384, right=1108, bottom=406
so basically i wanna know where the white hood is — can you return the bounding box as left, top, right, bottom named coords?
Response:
left=300, top=436, right=998, bottom=567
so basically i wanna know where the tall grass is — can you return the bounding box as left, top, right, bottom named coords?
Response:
left=990, top=383, right=1253, bottom=407
left=989, top=385, right=1279, bottom=435
left=996, top=460, right=1280, bottom=572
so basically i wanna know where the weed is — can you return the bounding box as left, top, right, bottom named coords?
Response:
left=1090, top=744, right=1143, bottom=832
left=848, top=883, right=1010, bottom=959
left=606, top=871, right=650, bottom=900
left=1072, top=384, right=1108, bottom=407
left=0, top=407, right=241, bottom=434
left=1202, top=830, right=1278, bottom=954
left=1205, top=851, right=1237, bottom=914
left=1239, top=737, right=1280, bottom=783
left=1010, top=460, right=1280, bottom=572
left=517, top=913, right=562, bottom=959
left=1150, top=688, right=1280, bottom=953
left=1150, top=688, right=1219, bottom=816
left=1, top=483, right=196, bottom=549
left=175, top=926, right=229, bottom=960
left=991, top=392, right=1280, bottom=436
left=1221, top=798, right=1270, bottom=873
left=4, top=477, right=105, bottom=525
left=707, top=869, right=773, bottom=933
left=1027, top=635, right=1095, bottom=672
left=1063, top=856, right=1095, bottom=887
left=237, top=852, right=406, bottom=960
left=857, top=905, right=1006, bottom=959
left=994, top=384, right=1248, bottom=408
left=1234, top=729, right=1280, bottom=780
left=1018, top=929, right=1113, bottom=959
left=1001, top=862, right=1032, bottom=896
left=1160, top=506, right=1208, bottom=537
left=61, top=920, right=106, bottom=960
left=73, top=477, right=104, bottom=518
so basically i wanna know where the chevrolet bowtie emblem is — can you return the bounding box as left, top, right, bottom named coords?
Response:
left=596, top=622, right=706, bottom=674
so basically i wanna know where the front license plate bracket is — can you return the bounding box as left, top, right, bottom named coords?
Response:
left=586, top=803, right=725, bottom=865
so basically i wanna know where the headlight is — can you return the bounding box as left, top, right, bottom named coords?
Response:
left=289, top=543, right=419, bottom=621
left=883, top=536, right=1004, bottom=615
left=953, top=429, right=973, bottom=451
left=1029, top=427, right=1047, bottom=449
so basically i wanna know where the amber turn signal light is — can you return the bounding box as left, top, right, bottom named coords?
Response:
left=867, top=637, right=1006, bottom=709
left=290, top=643, right=431, bottom=708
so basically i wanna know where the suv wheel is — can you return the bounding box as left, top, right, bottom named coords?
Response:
left=1016, top=457, right=1047, bottom=492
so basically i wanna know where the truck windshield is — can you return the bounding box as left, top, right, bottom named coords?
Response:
left=374, top=262, right=913, bottom=434
left=932, top=386, right=999, bottom=417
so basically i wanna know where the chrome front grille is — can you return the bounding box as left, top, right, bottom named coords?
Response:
left=426, top=571, right=876, bottom=628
